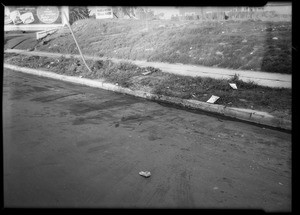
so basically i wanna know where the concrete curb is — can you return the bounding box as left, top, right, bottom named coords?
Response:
left=4, top=63, right=291, bottom=131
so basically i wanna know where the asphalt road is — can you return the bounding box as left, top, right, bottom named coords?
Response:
left=4, top=32, right=38, bottom=50
left=3, top=69, right=291, bottom=210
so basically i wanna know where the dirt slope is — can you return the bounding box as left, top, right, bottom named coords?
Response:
left=34, top=18, right=292, bottom=74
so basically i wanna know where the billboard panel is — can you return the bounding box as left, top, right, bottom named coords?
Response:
left=4, top=6, right=69, bottom=31
left=95, top=7, right=113, bottom=19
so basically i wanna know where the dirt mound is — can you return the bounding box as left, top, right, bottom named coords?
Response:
left=33, top=18, right=291, bottom=74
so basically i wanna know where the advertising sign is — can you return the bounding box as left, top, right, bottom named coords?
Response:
left=95, top=7, right=113, bottom=19
left=4, top=6, right=69, bottom=31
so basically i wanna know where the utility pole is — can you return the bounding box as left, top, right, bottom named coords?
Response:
left=146, top=11, right=148, bottom=32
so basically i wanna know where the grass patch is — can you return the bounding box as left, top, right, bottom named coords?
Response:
left=31, top=19, right=291, bottom=74
left=4, top=54, right=291, bottom=117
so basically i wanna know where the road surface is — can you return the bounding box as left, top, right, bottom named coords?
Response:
left=3, top=69, right=291, bottom=210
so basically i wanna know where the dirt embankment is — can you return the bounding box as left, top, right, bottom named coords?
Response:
left=32, top=19, right=291, bottom=74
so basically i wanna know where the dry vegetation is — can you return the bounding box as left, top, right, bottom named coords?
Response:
left=34, top=18, right=292, bottom=74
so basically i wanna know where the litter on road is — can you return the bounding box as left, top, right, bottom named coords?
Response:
left=139, top=171, right=151, bottom=178
left=207, top=95, right=220, bottom=104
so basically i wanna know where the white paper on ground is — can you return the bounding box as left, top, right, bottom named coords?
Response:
left=229, top=83, right=238, bottom=89
left=139, top=171, right=151, bottom=177
left=207, top=95, right=220, bottom=104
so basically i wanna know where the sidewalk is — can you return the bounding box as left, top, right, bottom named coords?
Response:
left=5, top=49, right=291, bottom=89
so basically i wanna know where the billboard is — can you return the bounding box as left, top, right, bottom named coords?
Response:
left=95, top=7, right=113, bottom=19
left=4, top=6, right=69, bottom=31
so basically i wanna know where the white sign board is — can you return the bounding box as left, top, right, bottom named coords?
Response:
left=95, top=7, right=113, bottom=19
left=4, top=6, right=69, bottom=31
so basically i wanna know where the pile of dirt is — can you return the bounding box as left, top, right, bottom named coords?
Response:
left=32, top=18, right=292, bottom=74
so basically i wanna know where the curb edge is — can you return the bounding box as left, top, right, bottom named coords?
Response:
left=4, top=63, right=291, bottom=131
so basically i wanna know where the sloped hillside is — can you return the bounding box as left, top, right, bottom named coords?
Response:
left=35, top=18, right=292, bottom=74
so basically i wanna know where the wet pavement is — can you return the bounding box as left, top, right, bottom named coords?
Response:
left=3, top=69, right=291, bottom=210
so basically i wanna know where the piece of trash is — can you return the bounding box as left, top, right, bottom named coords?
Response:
left=242, top=39, right=247, bottom=43
left=79, top=76, right=83, bottom=78
left=273, top=37, right=278, bottom=40
left=229, top=83, right=238, bottom=89
left=142, top=70, right=152, bottom=76
left=115, top=83, right=118, bottom=86
left=139, top=171, right=151, bottom=178
left=279, top=182, right=283, bottom=185
left=213, top=187, right=219, bottom=190
left=216, top=51, right=223, bottom=56
left=207, top=95, right=220, bottom=104
left=190, top=47, right=192, bottom=49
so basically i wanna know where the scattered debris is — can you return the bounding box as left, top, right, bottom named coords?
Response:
left=216, top=51, right=223, bottom=56
left=142, top=70, right=153, bottom=76
left=279, top=182, right=283, bottom=185
left=229, top=83, right=238, bottom=89
left=207, top=95, right=220, bottom=104
left=79, top=76, right=83, bottom=78
left=115, top=83, right=119, bottom=86
left=26, top=47, right=35, bottom=51
left=145, top=48, right=154, bottom=51
left=239, top=99, right=247, bottom=102
left=242, top=39, right=247, bottom=43
left=139, top=171, right=151, bottom=178
left=273, top=37, right=278, bottom=40
left=213, top=187, right=219, bottom=190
